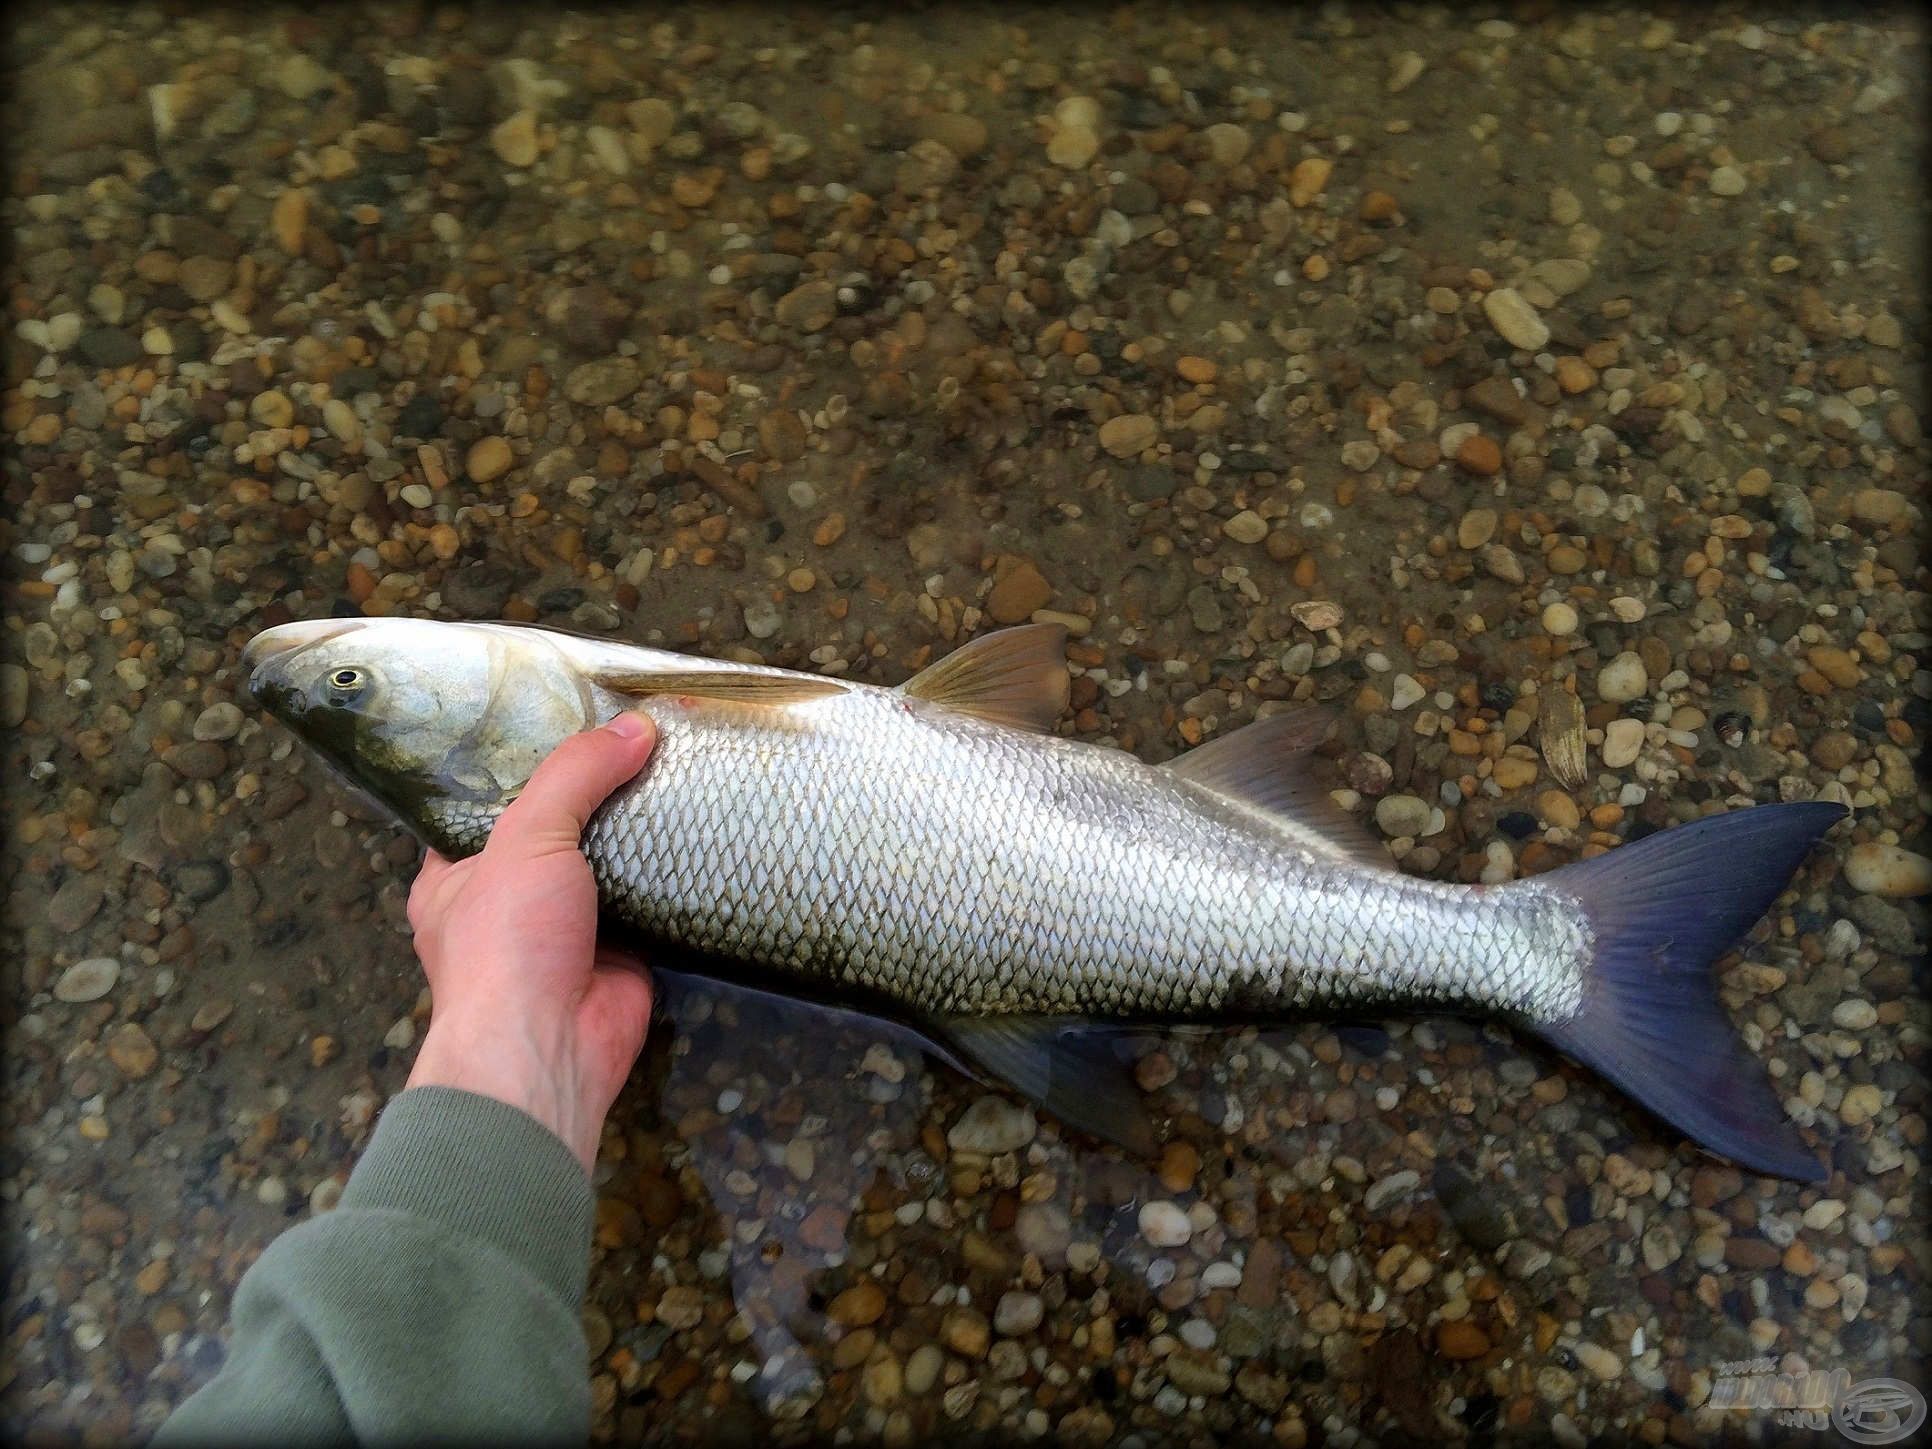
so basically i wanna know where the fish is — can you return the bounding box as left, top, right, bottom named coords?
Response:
left=242, top=616, right=1844, bottom=1180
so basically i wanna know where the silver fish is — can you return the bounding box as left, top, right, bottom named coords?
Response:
left=243, top=617, right=1841, bottom=1179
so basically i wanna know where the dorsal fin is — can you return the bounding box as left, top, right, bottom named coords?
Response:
left=1165, top=708, right=1395, bottom=871
left=590, top=668, right=848, bottom=706
left=899, top=624, right=1070, bottom=733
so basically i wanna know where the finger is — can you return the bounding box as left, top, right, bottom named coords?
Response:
left=492, top=713, right=656, bottom=858
left=407, top=849, right=456, bottom=927
left=586, top=956, right=654, bottom=1062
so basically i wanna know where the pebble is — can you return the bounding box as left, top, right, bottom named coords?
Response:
left=1540, top=602, right=1578, bottom=636
left=993, top=1291, right=1044, bottom=1336
left=1436, top=1321, right=1490, bottom=1360
left=1850, top=488, right=1913, bottom=526
left=1223, top=511, right=1268, bottom=544
left=942, top=1307, right=990, bottom=1358
left=54, top=958, right=121, bottom=1003
left=492, top=110, right=541, bottom=168
left=249, top=390, right=294, bottom=429
left=1481, top=288, right=1550, bottom=351
left=948, top=1096, right=1036, bottom=1154
left=655, top=1284, right=705, bottom=1331
left=1831, top=999, right=1877, bottom=1030
left=1843, top=843, right=1930, bottom=898
left=828, top=1281, right=886, bottom=1328
left=986, top=561, right=1053, bottom=624
left=1099, top=413, right=1158, bottom=458
left=1600, top=719, right=1645, bottom=769
left=1457, top=509, right=1498, bottom=550
left=106, top=1023, right=158, bottom=1078
left=1596, top=652, right=1648, bottom=703
left=465, top=437, right=513, bottom=483
left=192, top=703, right=244, bottom=742
left=1363, top=1169, right=1419, bottom=1212
left=1573, top=1342, right=1623, bottom=1382
left=563, top=358, right=641, bottom=406
left=1708, top=164, right=1747, bottom=196
left=774, top=280, right=838, bottom=334
left=904, top=1343, right=944, bottom=1395
left=1374, top=795, right=1431, bottom=838
left=1138, top=1200, right=1193, bottom=1248
left=49, top=875, right=106, bottom=933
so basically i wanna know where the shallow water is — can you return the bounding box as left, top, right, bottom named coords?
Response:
left=4, top=4, right=1928, bottom=1444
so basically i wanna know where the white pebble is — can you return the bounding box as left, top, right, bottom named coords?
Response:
left=1843, top=842, right=1930, bottom=898
left=1601, top=718, right=1645, bottom=768
left=1541, top=601, right=1578, bottom=636
left=1138, top=1200, right=1192, bottom=1248
left=1596, top=651, right=1649, bottom=703
left=1482, top=287, right=1550, bottom=351
left=54, top=957, right=121, bottom=1003
left=1831, top=999, right=1877, bottom=1031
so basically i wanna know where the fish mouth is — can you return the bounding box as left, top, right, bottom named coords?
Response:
left=242, top=619, right=362, bottom=712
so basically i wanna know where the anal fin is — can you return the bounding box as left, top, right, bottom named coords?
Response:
left=934, top=1015, right=1157, bottom=1156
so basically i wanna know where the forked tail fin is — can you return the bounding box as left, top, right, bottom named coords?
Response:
left=1527, top=801, right=1847, bottom=1181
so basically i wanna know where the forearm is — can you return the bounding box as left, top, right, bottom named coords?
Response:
left=156, top=1087, right=594, bottom=1446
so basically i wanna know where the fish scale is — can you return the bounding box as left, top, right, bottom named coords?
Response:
left=429, top=688, right=1587, bottom=1026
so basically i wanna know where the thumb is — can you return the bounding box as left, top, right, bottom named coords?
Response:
left=491, top=712, right=655, bottom=857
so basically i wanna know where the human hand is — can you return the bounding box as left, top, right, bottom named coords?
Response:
left=403, top=712, right=656, bottom=1173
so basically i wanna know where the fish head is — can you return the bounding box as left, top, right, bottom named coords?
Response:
left=242, top=618, right=596, bottom=846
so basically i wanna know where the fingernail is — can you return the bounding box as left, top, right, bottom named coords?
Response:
left=604, top=711, right=649, bottom=740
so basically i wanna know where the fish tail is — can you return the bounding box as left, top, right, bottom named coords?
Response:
left=1527, top=800, right=1845, bottom=1181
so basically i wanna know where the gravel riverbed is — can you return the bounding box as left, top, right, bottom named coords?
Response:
left=4, top=5, right=1927, bottom=1444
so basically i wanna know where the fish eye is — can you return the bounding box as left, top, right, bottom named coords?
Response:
left=327, top=666, right=366, bottom=695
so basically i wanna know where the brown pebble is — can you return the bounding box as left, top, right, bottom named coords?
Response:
left=1456, top=434, right=1502, bottom=476
left=1435, top=1320, right=1490, bottom=1360
left=466, top=436, right=513, bottom=483
left=986, top=559, right=1053, bottom=624
left=827, top=1281, right=887, bottom=1328
left=106, top=1023, right=158, bottom=1078
left=1157, top=1140, right=1201, bottom=1193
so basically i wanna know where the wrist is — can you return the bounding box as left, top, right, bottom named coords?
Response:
left=407, top=1013, right=599, bottom=1173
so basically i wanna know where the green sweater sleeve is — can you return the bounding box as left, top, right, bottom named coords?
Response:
left=156, top=1086, right=594, bottom=1446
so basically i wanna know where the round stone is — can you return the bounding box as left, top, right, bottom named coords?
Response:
left=1600, top=718, right=1645, bottom=768
left=1596, top=651, right=1649, bottom=703
left=1374, top=794, right=1431, bottom=838
left=1708, top=165, right=1747, bottom=196
left=1138, top=1200, right=1192, bottom=1248
left=466, top=436, right=513, bottom=482
left=1223, top=510, right=1268, bottom=544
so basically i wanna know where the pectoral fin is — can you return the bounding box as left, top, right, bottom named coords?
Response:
left=900, top=624, right=1070, bottom=732
left=591, top=668, right=848, bottom=706
left=1165, top=708, right=1394, bottom=870
left=934, top=1015, right=1157, bottom=1156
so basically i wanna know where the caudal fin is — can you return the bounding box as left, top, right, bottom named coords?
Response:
left=1529, top=801, right=1846, bottom=1181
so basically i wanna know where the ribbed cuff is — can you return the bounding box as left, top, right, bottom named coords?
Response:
left=340, top=1086, right=594, bottom=1310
